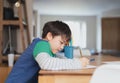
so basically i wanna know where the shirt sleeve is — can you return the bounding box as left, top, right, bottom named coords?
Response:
left=33, top=41, right=55, bottom=58
left=35, top=52, right=82, bottom=70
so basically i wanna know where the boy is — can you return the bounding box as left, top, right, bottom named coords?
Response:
left=6, top=21, right=89, bottom=83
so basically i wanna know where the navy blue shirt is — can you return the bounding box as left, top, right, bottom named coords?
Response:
left=6, top=38, right=41, bottom=83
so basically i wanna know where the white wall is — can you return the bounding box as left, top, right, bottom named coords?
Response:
left=96, top=15, right=102, bottom=53
left=39, top=15, right=97, bottom=50
left=102, top=8, right=120, bottom=17
left=33, top=10, right=41, bottom=38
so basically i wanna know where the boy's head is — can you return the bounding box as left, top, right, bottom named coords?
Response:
left=42, top=21, right=71, bottom=53
left=42, top=20, right=71, bottom=43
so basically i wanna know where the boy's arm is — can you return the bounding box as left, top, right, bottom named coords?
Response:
left=35, top=52, right=82, bottom=70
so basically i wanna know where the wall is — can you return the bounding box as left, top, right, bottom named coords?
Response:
left=33, top=10, right=41, bottom=38
left=39, top=15, right=97, bottom=50
left=102, top=8, right=120, bottom=17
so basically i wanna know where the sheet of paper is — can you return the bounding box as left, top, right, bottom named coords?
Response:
left=83, top=65, right=96, bottom=69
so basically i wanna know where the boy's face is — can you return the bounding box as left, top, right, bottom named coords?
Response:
left=48, top=35, right=66, bottom=54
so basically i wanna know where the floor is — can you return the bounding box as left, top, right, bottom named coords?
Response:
left=0, top=64, right=12, bottom=83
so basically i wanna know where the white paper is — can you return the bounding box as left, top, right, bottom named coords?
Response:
left=83, top=65, right=96, bottom=69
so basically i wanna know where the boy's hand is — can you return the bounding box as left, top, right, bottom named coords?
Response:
left=80, top=57, right=89, bottom=68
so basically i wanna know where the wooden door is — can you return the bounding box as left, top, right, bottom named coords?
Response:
left=102, top=18, right=120, bottom=51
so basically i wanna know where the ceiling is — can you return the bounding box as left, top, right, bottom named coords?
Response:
left=33, top=0, right=120, bottom=16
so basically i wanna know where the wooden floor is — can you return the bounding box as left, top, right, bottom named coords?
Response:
left=0, top=65, right=12, bottom=83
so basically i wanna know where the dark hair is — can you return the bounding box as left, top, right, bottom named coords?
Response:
left=42, top=20, right=71, bottom=42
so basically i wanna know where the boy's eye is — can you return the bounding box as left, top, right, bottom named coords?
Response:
left=60, top=41, right=63, bottom=44
left=59, top=41, right=64, bottom=45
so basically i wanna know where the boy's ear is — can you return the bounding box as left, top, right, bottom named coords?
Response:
left=46, top=32, right=53, bottom=40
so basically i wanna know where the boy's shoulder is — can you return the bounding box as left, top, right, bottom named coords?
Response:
left=32, top=38, right=48, bottom=44
left=35, top=39, right=49, bottom=49
left=33, top=39, right=51, bottom=57
left=37, top=39, right=48, bottom=45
